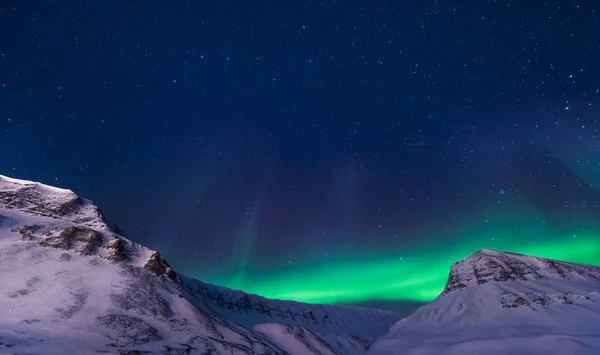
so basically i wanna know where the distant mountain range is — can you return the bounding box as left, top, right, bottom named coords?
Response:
left=1, top=174, right=600, bottom=355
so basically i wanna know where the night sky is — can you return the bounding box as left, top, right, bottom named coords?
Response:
left=1, top=1, right=600, bottom=310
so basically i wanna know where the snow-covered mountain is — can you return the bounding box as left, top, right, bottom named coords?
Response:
left=0, top=174, right=401, bottom=355
left=5, top=174, right=600, bottom=355
left=368, top=249, right=600, bottom=355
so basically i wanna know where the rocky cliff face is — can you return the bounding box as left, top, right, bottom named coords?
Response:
left=0, top=175, right=107, bottom=227
left=144, top=251, right=177, bottom=280
left=442, top=249, right=600, bottom=294
left=0, top=175, right=160, bottom=272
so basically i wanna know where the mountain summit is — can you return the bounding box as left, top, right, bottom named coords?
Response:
left=368, top=249, right=600, bottom=355
left=0, top=175, right=106, bottom=227
left=0, top=175, right=400, bottom=354
left=443, top=248, right=600, bottom=294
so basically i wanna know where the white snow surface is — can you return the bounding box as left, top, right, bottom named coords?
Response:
left=368, top=249, right=600, bottom=355
left=254, top=323, right=339, bottom=355
left=0, top=175, right=401, bottom=354
left=5, top=174, right=600, bottom=355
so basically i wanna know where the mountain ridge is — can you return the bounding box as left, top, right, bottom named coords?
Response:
left=0, top=174, right=401, bottom=354
left=443, top=248, right=600, bottom=294
left=368, top=249, right=600, bottom=355
left=4, top=173, right=600, bottom=354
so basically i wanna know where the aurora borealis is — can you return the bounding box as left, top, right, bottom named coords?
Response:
left=2, top=1, right=600, bottom=311
left=206, top=212, right=600, bottom=304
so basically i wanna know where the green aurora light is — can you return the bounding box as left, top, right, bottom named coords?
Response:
left=187, top=134, right=600, bottom=305
left=200, top=209, right=600, bottom=304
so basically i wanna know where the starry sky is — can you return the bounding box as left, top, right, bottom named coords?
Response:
left=1, top=1, right=600, bottom=312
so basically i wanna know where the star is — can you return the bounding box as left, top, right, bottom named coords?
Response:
left=2, top=0, right=600, bottom=308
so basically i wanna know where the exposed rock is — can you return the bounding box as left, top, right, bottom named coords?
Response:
left=38, top=227, right=130, bottom=262
left=144, top=252, right=177, bottom=280
left=0, top=175, right=107, bottom=226
left=39, top=226, right=102, bottom=256
left=500, top=291, right=596, bottom=309
left=500, top=293, right=530, bottom=309
left=527, top=292, right=547, bottom=306
left=558, top=294, right=573, bottom=305
left=39, top=228, right=72, bottom=250
left=443, top=249, right=600, bottom=295
left=0, top=184, right=82, bottom=217
left=102, top=235, right=129, bottom=262
left=12, top=224, right=44, bottom=241
left=444, top=271, right=467, bottom=293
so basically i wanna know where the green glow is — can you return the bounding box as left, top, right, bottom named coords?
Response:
left=200, top=209, right=600, bottom=304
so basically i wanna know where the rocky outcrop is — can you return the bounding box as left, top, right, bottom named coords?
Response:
left=39, top=226, right=103, bottom=255
left=0, top=183, right=81, bottom=216
left=101, top=235, right=129, bottom=262
left=0, top=175, right=106, bottom=226
left=443, top=249, right=600, bottom=295
left=37, top=226, right=131, bottom=262
left=144, top=252, right=177, bottom=280
left=499, top=291, right=594, bottom=310
left=11, top=224, right=44, bottom=241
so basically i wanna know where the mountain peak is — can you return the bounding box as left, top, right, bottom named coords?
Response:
left=442, top=249, right=600, bottom=294
left=0, top=174, right=72, bottom=192
left=370, top=250, right=600, bottom=355
left=0, top=174, right=107, bottom=229
left=0, top=174, right=402, bottom=354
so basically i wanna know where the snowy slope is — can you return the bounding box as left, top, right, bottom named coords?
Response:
left=182, top=275, right=398, bottom=338
left=0, top=174, right=401, bottom=354
left=368, top=249, right=600, bottom=355
left=254, top=323, right=339, bottom=355
left=180, top=276, right=398, bottom=354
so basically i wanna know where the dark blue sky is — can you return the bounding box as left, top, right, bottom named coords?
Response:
left=1, top=1, right=600, bottom=304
